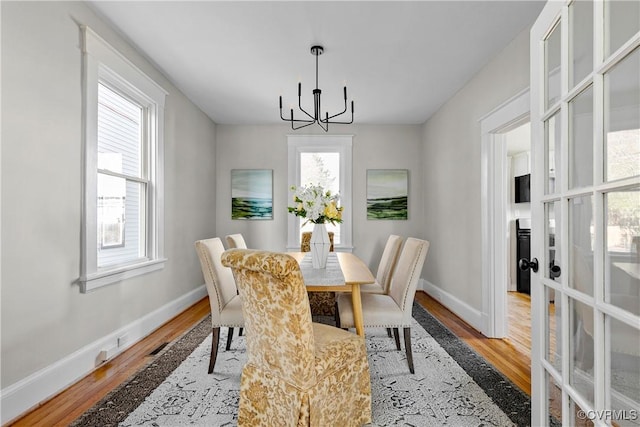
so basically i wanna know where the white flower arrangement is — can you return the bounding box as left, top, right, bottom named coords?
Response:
left=288, top=184, right=343, bottom=225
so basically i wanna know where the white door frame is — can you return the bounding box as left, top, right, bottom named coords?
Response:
left=480, top=88, right=530, bottom=338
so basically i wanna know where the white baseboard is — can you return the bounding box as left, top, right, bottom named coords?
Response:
left=420, top=279, right=484, bottom=333
left=0, top=285, right=207, bottom=425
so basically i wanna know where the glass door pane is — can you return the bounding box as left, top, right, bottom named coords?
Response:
left=569, top=195, right=594, bottom=295
left=569, top=396, right=595, bottom=426
left=546, top=22, right=562, bottom=109
left=547, top=201, right=562, bottom=281
left=546, top=113, right=562, bottom=194
left=605, top=1, right=640, bottom=57
left=570, top=297, right=595, bottom=407
left=570, top=0, right=593, bottom=87
left=546, top=286, right=562, bottom=373
left=605, top=188, right=640, bottom=316
left=607, top=315, right=640, bottom=422
left=604, top=47, right=640, bottom=182
left=548, top=373, right=563, bottom=425
left=569, top=87, right=594, bottom=189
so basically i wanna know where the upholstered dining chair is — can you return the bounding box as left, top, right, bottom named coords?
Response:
left=336, top=237, right=430, bottom=374
left=359, top=234, right=403, bottom=294
left=349, top=234, right=403, bottom=338
left=225, top=233, right=247, bottom=249
left=221, top=249, right=372, bottom=427
left=194, top=238, right=244, bottom=374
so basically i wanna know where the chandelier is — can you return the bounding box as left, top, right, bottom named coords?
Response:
left=279, top=45, right=354, bottom=131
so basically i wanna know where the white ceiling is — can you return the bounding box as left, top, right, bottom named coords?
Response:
left=88, top=1, right=546, bottom=126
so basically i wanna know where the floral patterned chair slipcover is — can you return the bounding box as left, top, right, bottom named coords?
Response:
left=301, top=231, right=336, bottom=316
left=221, top=249, right=372, bottom=427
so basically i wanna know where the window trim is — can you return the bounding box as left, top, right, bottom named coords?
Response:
left=287, top=135, right=353, bottom=252
left=80, top=26, right=167, bottom=292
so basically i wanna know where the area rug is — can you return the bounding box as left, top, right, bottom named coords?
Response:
left=72, top=303, right=530, bottom=426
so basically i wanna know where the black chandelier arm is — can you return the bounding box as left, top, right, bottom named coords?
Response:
left=298, top=98, right=315, bottom=121
left=294, top=82, right=315, bottom=121
left=279, top=107, right=314, bottom=124
left=279, top=96, right=316, bottom=124
left=320, top=114, right=354, bottom=125
left=323, top=100, right=348, bottom=121
left=320, top=100, right=354, bottom=123
left=291, top=119, right=317, bottom=131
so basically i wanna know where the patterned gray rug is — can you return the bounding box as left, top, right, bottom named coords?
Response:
left=72, top=303, right=530, bottom=426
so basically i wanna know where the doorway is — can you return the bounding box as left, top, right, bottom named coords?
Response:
left=505, top=122, right=533, bottom=345
left=480, top=88, right=529, bottom=339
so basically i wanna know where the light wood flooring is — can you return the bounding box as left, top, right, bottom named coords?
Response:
left=6, top=291, right=531, bottom=427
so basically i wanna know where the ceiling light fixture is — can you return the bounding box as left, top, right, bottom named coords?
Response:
left=279, top=45, right=354, bottom=131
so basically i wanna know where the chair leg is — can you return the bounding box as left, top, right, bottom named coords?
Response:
left=393, top=328, right=401, bottom=350
left=209, top=327, right=220, bottom=374
left=387, top=328, right=392, bottom=338
left=225, top=327, right=234, bottom=351
left=335, top=301, right=349, bottom=330
left=239, top=327, right=243, bottom=337
left=404, top=327, right=414, bottom=374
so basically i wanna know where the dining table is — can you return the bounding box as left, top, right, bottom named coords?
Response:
left=289, top=251, right=375, bottom=337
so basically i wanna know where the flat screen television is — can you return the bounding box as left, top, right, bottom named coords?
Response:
left=515, top=174, right=530, bottom=203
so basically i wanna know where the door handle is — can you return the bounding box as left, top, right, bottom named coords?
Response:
left=549, top=261, right=561, bottom=278
left=519, top=257, right=539, bottom=273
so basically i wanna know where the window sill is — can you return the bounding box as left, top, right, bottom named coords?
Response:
left=80, top=258, right=167, bottom=293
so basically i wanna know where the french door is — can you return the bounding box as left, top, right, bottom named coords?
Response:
left=530, top=1, right=639, bottom=426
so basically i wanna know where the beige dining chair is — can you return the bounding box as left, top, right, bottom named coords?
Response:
left=221, top=248, right=372, bottom=427
left=194, top=237, right=244, bottom=373
left=359, top=234, right=403, bottom=294
left=336, top=237, right=430, bottom=374
left=225, top=233, right=247, bottom=249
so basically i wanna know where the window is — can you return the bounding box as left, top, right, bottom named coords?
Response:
left=287, top=135, right=353, bottom=251
left=80, top=26, right=167, bottom=292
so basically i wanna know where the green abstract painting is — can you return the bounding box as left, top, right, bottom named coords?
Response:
left=231, top=169, right=273, bottom=220
left=367, top=169, right=408, bottom=220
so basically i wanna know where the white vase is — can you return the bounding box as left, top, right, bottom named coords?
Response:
left=310, top=223, right=330, bottom=269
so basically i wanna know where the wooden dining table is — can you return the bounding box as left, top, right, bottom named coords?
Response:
left=289, top=252, right=375, bottom=337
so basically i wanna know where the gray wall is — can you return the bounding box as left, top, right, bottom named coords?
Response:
left=421, top=28, right=531, bottom=310
left=215, top=124, right=425, bottom=272
left=1, top=1, right=217, bottom=387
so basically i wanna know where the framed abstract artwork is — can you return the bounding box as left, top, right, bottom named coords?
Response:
left=366, top=169, right=408, bottom=220
left=231, top=169, right=273, bottom=220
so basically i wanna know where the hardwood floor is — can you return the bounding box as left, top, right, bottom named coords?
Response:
left=6, top=291, right=531, bottom=426
left=415, top=290, right=532, bottom=395
left=6, top=298, right=211, bottom=427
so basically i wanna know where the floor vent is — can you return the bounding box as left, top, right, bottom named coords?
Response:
left=149, top=342, right=168, bottom=356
